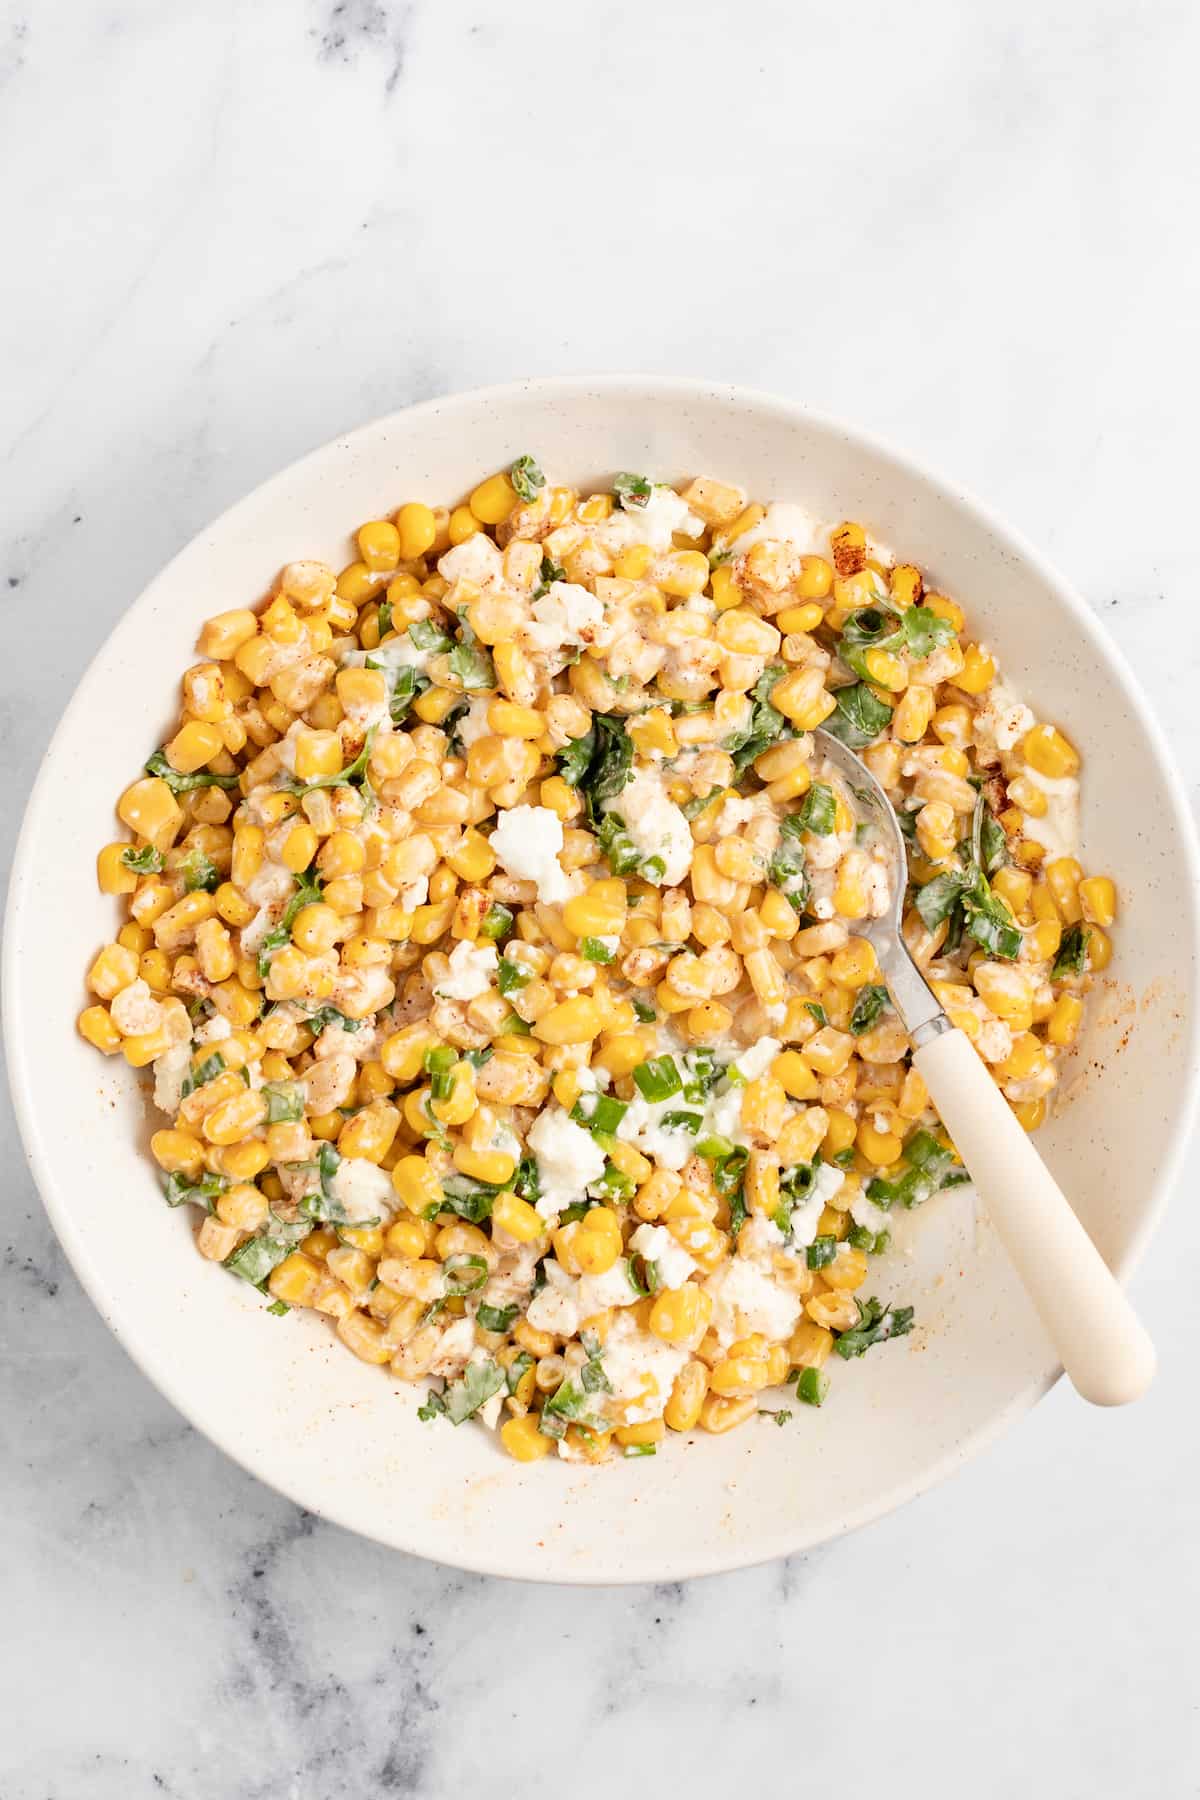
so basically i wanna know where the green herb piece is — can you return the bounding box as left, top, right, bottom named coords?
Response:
left=850, top=984, right=889, bottom=1036
left=726, top=665, right=792, bottom=776
left=263, top=1081, right=305, bottom=1124
left=462, top=1047, right=492, bottom=1070
left=795, top=1367, right=830, bottom=1406
left=266, top=1298, right=291, bottom=1316
left=539, top=1351, right=612, bottom=1436
left=479, top=902, right=514, bottom=941
left=758, top=1407, right=793, bottom=1426
left=476, top=1301, right=518, bottom=1333
left=823, top=683, right=893, bottom=750
left=632, top=996, right=656, bottom=1023
left=594, top=811, right=641, bottom=878
left=914, top=870, right=965, bottom=931
left=501, top=1012, right=532, bottom=1036
left=805, top=1001, right=827, bottom=1027
left=287, top=727, right=377, bottom=793
left=623, top=1442, right=657, bottom=1457
left=806, top=1235, right=838, bottom=1270
left=590, top=1162, right=636, bottom=1202
left=833, top=1296, right=915, bottom=1358
left=695, top=1132, right=734, bottom=1160
left=793, top=782, right=837, bottom=836
left=579, top=936, right=616, bottom=963
left=417, top=1391, right=446, bottom=1422
left=448, top=641, right=496, bottom=691
left=424, top=1044, right=457, bottom=1101
left=179, top=1050, right=226, bottom=1100
left=120, top=844, right=164, bottom=875
left=506, top=1351, right=534, bottom=1394
left=570, top=1093, right=629, bottom=1137
left=144, top=750, right=240, bottom=794
left=632, top=1055, right=683, bottom=1102
left=443, top=1254, right=489, bottom=1296
left=979, top=808, right=1009, bottom=875
left=509, top=454, right=545, bottom=502
left=681, top=787, right=725, bottom=820
left=164, top=1170, right=227, bottom=1211
left=534, top=555, right=566, bottom=598
left=303, top=1005, right=361, bottom=1035
left=433, top=1176, right=499, bottom=1225
left=680, top=1047, right=720, bottom=1102
left=178, top=848, right=221, bottom=893
left=768, top=831, right=810, bottom=913
left=557, top=728, right=598, bottom=787
left=442, top=1358, right=507, bottom=1424
left=865, top=1128, right=968, bottom=1211
left=900, top=606, right=956, bottom=660
left=657, top=1109, right=703, bottom=1134
left=408, top=619, right=453, bottom=653
left=612, top=472, right=652, bottom=508
left=497, top=957, right=531, bottom=995
left=376, top=599, right=393, bottom=637
left=256, top=867, right=324, bottom=979
left=1053, top=923, right=1092, bottom=980
left=224, top=1233, right=294, bottom=1286
left=389, top=665, right=429, bottom=723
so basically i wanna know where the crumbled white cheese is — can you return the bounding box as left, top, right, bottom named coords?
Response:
left=617, top=1093, right=696, bottom=1171
left=729, top=501, right=823, bottom=556
left=1019, top=770, right=1080, bottom=860
left=972, top=678, right=1035, bottom=761
left=527, top=1108, right=607, bottom=1217
left=455, top=696, right=494, bottom=748
left=578, top=1259, right=640, bottom=1312
left=152, top=1041, right=192, bottom=1116
left=599, top=1312, right=689, bottom=1422
left=705, top=1256, right=803, bottom=1347
left=110, top=979, right=162, bottom=1037
left=629, top=1224, right=697, bottom=1290
left=732, top=1036, right=781, bottom=1082
left=526, top=580, right=604, bottom=651
left=489, top=804, right=569, bottom=903
left=525, top=1259, right=580, bottom=1336
left=433, top=938, right=498, bottom=1001
left=328, top=1157, right=394, bottom=1224
left=428, top=1315, right=476, bottom=1378
left=438, top=533, right=504, bottom=588
left=784, top=1160, right=847, bottom=1252
left=614, top=766, right=693, bottom=887
left=193, top=1015, right=233, bottom=1046
left=850, top=1190, right=892, bottom=1236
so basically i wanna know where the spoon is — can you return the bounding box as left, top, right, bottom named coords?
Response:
left=813, top=727, right=1155, bottom=1406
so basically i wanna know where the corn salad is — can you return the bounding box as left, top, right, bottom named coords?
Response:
left=78, top=460, right=1116, bottom=1462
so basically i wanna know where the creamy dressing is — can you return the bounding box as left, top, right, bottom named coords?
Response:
left=610, top=766, right=693, bottom=886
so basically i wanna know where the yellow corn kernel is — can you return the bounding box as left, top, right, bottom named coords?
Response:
left=164, top=719, right=224, bottom=775
left=768, top=1050, right=818, bottom=1102
left=803, top=1027, right=854, bottom=1077
left=891, top=683, right=935, bottom=744
left=1046, top=993, right=1084, bottom=1047
left=96, top=843, right=139, bottom=896
left=470, top=471, right=519, bottom=525
left=339, top=1100, right=400, bottom=1164
left=492, top=1190, right=543, bottom=1243
left=231, top=825, right=264, bottom=890
left=197, top=608, right=258, bottom=661
left=856, top=1119, right=902, bottom=1166
left=389, top=1154, right=441, bottom=1217
left=531, top=997, right=604, bottom=1045
left=278, top=821, right=317, bottom=875
left=1044, top=857, right=1083, bottom=924
left=394, top=502, right=437, bottom=560
left=356, top=519, right=400, bottom=573
left=662, top=1361, right=707, bottom=1432
left=488, top=699, right=543, bottom=739
left=202, top=1089, right=268, bottom=1146
left=501, top=1414, right=554, bottom=1461
left=831, top=854, right=870, bottom=920
left=453, top=1143, right=517, bottom=1188
left=443, top=829, right=495, bottom=883
left=788, top=1319, right=834, bottom=1370
left=87, top=942, right=140, bottom=1001
left=771, top=667, right=838, bottom=730
left=1012, top=1097, right=1047, bottom=1132
left=78, top=1004, right=122, bottom=1054
left=267, top=1251, right=323, bottom=1308
left=698, top=1394, right=756, bottom=1435
left=1022, top=722, right=1080, bottom=780
left=287, top=903, right=339, bottom=957
left=316, top=829, right=366, bottom=880
left=829, top=937, right=879, bottom=989
left=1078, top=875, right=1116, bottom=927
left=648, top=1283, right=710, bottom=1347
left=952, top=643, right=996, bottom=695
left=117, top=777, right=183, bottom=849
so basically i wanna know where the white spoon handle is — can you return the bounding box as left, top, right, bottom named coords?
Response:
left=912, top=1028, right=1155, bottom=1406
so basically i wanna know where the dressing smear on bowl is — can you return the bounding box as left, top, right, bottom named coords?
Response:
left=76, top=460, right=1114, bottom=1464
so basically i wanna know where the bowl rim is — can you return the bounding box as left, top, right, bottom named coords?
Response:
left=8, top=372, right=1200, bottom=1583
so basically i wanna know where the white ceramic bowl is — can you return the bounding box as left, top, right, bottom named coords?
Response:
left=8, top=377, right=1199, bottom=1584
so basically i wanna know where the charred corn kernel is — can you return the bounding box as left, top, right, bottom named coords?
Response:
left=118, top=777, right=183, bottom=848
left=892, top=683, right=935, bottom=743
left=1045, top=857, right=1083, bottom=923
left=492, top=1190, right=543, bottom=1243
left=77, top=1004, right=121, bottom=1054
left=699, top=1394, right=756, bottom=1434
left=469, top=471, right=518, bottom=525
left=1023, top=722, right=1080, bottom=779
left=648, top=1283, right=709, bottom=1346
left=829, top=938, right=879, bottom=989
left=531, top=996, right=604, bottom=1045
left=952, top=643, right=996, bottom=695
left=1078, top=875, right=1116, bottom=927
left=501, top=1414, right=554, bottom=1461
left=395, top=502, right=438, bottom=560
left=771, top=667, right=838, bottom=729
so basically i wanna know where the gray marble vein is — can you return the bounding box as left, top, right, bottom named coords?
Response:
left=3, top=0, right=1199, bottom=1794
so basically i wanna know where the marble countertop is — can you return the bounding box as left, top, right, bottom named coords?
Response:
left=4, top=2, right=1199, bottom=1794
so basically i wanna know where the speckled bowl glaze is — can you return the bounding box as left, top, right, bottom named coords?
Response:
left=7, top=377, right=1199, bottom=1584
